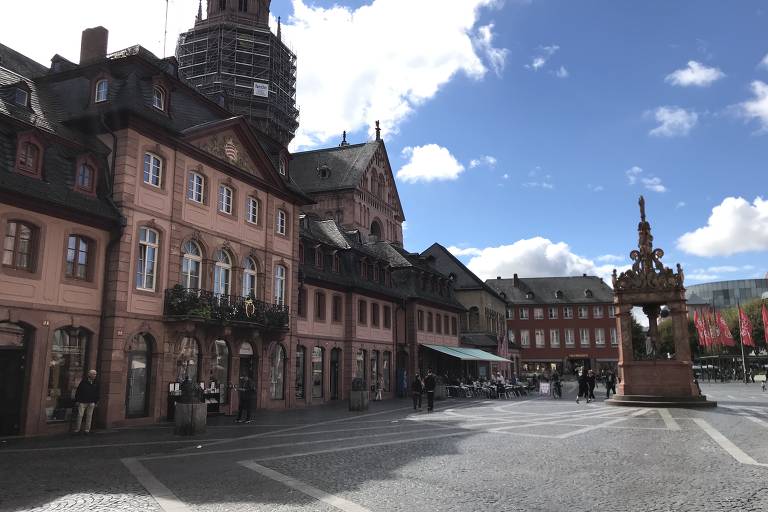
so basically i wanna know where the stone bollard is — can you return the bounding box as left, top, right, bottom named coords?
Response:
left=349, top=377, right=369, bottom=412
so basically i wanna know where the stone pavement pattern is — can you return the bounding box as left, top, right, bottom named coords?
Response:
left=1, top=382, right=768, bottom=512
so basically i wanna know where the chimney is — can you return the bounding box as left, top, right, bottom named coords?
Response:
left=80, top=27, right=108, bottom=65
left=496, top=276, right=501, bottom=280
left=513, top=273, right=519, bottom=287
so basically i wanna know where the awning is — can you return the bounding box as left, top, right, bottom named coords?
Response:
left=423, top=344, right=511, bottom=363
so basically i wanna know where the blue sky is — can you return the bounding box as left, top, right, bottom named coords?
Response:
left=4, top=0, right=767, bottom=285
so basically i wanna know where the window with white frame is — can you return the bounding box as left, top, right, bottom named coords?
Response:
left=534, top=308, right=544, bottom=320
left=243, top=257, right=258, bottom=298
left=550, top=329, right=560, bottom=347
left=506, top=308, right=513, bottom=319
left=593, top=306, right=603, bottom=318
left=520, top=329, right=530, bottom=347
left=95, top=79, right=108, bottom=103
left=213, top=249, right=232, bottom=296
left=610, top=328, right=618, bottom=346
left=181, top=240, right=201, bottom=289
left=579, top=328, right=590, bottom=347
left=276, top=209, right=287, bottom=235
left=143, top=153, right=162, bottom=187
left=548, top=307, right=558, bottom=319
left=246, top=197, right=259, bottom=224
left=274, top=264, right=286, bottom=305
left=152, top=86, right=165, bottom=110
left=535, top=329, right=545, bottom=348
left=218, top=185, right=233, bottom=214
left=578, top=306, right=589, bottom=319
left=136, top=227, right=158, bottom=291
left=563, top=306, right=573, bottom=319
left=519, top=307, right=529, bottom=320
left=188, top=172, right=204, bottom=203
left=595, top=328, right=606, bottom=346
left=508, top=330, right=516, bottom=344
left=565, top=328, right=575, bottom=346
left=609, top=305, right=616, bottom=318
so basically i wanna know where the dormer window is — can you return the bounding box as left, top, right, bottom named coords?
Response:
left=14, top=88, right=28, bottom=107
left=94, top=79, right=108, bottom=103
left=555, top=290, right=564, bottom=299
left=318, top=165, right=330, bottom=179
left=75, top=162, right=96, bottom=193
left=152, top=86, right=166, bottom=111
left=526, top=291, right=534, bottom=299
left=15, top=135, right=43, bottom=177
left=584, top=289, right=593, bottom=298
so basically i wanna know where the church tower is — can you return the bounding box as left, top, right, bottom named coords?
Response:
left=176, top=0, right=298, bottom=148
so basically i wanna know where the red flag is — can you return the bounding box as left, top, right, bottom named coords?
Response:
left=707, top=310, right=721, bottom=346
left=716, top=312, right=735, bottom=346
left=693, top=311, right=705, bottom=347
left=762, top=304, right=768, bottom=345
left=701, top=310, right=713, bottom=346
left=739, top=307, right=755, bottom=347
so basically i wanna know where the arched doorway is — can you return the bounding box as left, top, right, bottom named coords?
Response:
left=0, top=322, right=28, bottom=435
left=47, top=327, right=90, bottom=423
left=126, top=333, right=153, bottom=418
left=238, top=342, right=257, bottom=409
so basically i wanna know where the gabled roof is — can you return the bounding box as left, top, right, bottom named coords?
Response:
left=486, top=275, right=614, bottom=305
left=421, top=243, right=507, bottom=303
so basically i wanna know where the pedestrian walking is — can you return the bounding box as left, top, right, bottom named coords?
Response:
left=586, top=369, right=596, bottom=402
left=412, top=374, right=423, bottom=410
left=552, top=371, right=562, bottom=399
left=576, top=369, right=588, bottom=404
left=236, top=376, right=255, bottom=423
left=424, top=368, right=437, bottom=412
left=375, top=378, right=383, bottom=401
left=73, top=370, right=99, bottom=434
left=605, top=370, right=617, bottom=399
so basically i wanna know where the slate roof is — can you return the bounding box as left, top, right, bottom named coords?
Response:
left=421, top=243, right=507, bottom=302
left=290, top=141, right=380, bottom=194
left=460, top=333, right=498, bottom=348
left=486, top=275, right=614, bottom=305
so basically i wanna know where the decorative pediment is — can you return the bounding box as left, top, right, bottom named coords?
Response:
left=190, top=129, right=260, bottom=176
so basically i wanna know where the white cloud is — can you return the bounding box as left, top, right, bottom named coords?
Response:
left=665, top=60, right=725, bottom=87
left=469, top=155, right=498, bottom=168
left=523, top=166, right=553, bottom=189
left=447, top=246, right=483, bottom=257
left=283, top=0, right=506, bottom=149
left=396, top=144, right=465, bottom=183
left=554, top=66, right=569, bottom=78
left=738, top=81, right=768, bottom=131
left=455, top=237, right=628, bottom=284
left=687, top=273, right=719, bottom=282
left=526, top=44, right=559, bottom=71
left=676, top=201, right=687, bottom=208
left=626, top=166, right=667, bottom=193
left=597, top=254, right=624, bottom=263
left=678, top=197, right=768, bottom=256
left=649, top=106, right=698, bottom=137
left=587, top=184, right=604, bottom=192
left=760, top=53, right=768, bottom=70
left=502, top=173, right=509, bottom=179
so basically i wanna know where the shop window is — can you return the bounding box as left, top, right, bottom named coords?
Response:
left=3, top=221, right=37, bottom=271
left=356, top=349, right=367, bottom=383
left=270, top=344, right=286, bottom=400
left=212, top=339, right=230, bottom=404
left=295, top=345, right=305, bottom=399
left=46, top=328, right=89, bottom=421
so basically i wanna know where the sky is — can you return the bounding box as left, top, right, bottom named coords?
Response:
left=3, top=0, right=768, bottom=287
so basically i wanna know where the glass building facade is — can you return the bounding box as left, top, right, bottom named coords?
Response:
left=686, top=279, right=768, bottom=309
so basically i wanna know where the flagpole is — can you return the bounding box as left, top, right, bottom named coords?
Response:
left=738, top=301, right=748, bottom=384
left=163, top=0, right=170, bottom=58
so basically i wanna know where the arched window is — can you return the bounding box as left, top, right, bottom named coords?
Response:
left=136, top=227, right=159, bottom=291
left=176, top=337, right=200, bottom=383
left=269, top=344, right=286, bottom=400
left=295, top=345, right=306, bottom=399
left=152, top=86, right=165, bottom=110
left=274, top=264, right=286, bottom=305
left=94, top=79, right=108, bottom=103
left=17, top=141, right=41, bottom=175
left=181, top=240, right=202, bottom=289
left=75, top=163, right=95, bottom=193
left=126, top=333, right=153, bottom=417
left=243, top=256, right=258, bottom=298
left=212, top=339, right=230, bottom=404
left=65, top=234, right=91, bottom=280
left=370, top=220, right=382, bottom=240
left=47, top=328, right=89, bottom=421
left=3, top=221, right=37, bottom=271
left=312, top=346, right=324, bottom=399
left=213, top=249, right=232, bottom=296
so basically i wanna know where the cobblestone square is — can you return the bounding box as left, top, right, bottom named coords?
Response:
left=2, top=382, right=768, bottom=512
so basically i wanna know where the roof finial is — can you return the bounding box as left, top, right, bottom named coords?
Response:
left=375, top=120, right=381, bottom=141
left=639, top=195, right=646, bottom=223
left=277, top=16, right=282, bottom=40
left=196, top=0, right=203, bottom=23
left=340, top=131, right=349, bottom=147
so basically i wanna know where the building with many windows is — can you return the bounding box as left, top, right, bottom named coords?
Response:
left=686, top=278, right=768, bottom=310
left=487, top=274, right=619, bottom=376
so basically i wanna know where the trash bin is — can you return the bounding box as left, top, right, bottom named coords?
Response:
left=349, top=377, right=369, bottom=411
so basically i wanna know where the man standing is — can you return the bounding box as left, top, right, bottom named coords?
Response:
left=73, top=370, right=99, bottom=434
left=605, top=370, right=617, bottom=399
left=586, top=369, right=597, bottom=403
left=411, top=373, right=423, bottom=410
left=424, top=368, right=436, bottom=412
left=236, top=376, right=255, bottom=423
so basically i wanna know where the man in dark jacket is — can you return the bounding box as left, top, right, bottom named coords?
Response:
left=605, top=370, right=617, bottom=399
left=586, top=369, right=597, bottom=403
left=236, top=376, right=255, bottom=423
left=576, top=369, right=588, bottom=404
left=74, top=370, right=99, bottom=434
left=411, top=374, right=423, bottom=410
left=424, top=369, right=437, bottom=412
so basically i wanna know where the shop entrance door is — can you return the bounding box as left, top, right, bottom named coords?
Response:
left=0, top=349, right=25, bottom=436
left=330, top=349, right=340, bottom=400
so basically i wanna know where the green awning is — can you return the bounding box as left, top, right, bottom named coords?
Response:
left=422, top=344, right=511, bottom=363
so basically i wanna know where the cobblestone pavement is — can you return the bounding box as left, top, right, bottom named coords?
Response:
left=2, top=382, right=768, bottom=512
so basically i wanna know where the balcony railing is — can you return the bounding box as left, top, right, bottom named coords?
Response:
left=163, top=286, right=289, bottom=330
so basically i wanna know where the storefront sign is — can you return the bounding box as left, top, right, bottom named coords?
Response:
left=568, top=354, right=589, bottom=358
